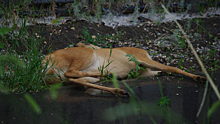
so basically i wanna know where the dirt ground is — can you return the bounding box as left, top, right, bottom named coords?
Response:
left=31, top=17, right=220, bottom=53
left=25, top=16, right=220, bottom=73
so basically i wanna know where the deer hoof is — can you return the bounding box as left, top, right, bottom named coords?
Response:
left=115, top=89, right=130, bottom=98
left=197, top=76, right=207, bottom=83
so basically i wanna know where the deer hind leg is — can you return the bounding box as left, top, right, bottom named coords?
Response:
left=138, top=59, right=206, bottom=82
left=64, top=61, right=110, bottom=78
left=68, top=78, right=130, bottom=97
left=138, top=68, right=161, bottom=78
left=64, top=53, right=108, bottom=78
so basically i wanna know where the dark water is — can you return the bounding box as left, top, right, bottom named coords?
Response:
left=0, top=72, right=220, bottom=124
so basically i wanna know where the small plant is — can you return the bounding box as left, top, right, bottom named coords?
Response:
left=186, top=18, right=192, bottom=33
left=178, top=58, right=184, bottom=70
left=157, top=96, right=171, bottom=107
left=126, top=54, right=147, bottom=79
left=112, top=30, right=125, bottom=43
left=98, top=48, right=114, bottom=81
left=179, top=77, right=184, bottom=81
left=176, top=33, right=186, bottom=48
left=82, top=27, right=94, bottom=44
left=82, top=27, right=113, bottom=48
left=190, top=66, right=194, bottom=72
left=152, top=52, right=158, bottom=56
left=194, top=18, right=204, bottom=34
left=0, top=23, right=50, bottom=93
left=157, top=79, right=171, bottom=107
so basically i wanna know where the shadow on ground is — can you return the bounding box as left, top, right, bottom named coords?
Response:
left=0, top=71, right=220, bottom=124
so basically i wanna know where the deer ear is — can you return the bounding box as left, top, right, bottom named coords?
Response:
left=76, top=43, right=86, bottom=47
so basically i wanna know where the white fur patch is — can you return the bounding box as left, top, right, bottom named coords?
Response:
left=146, top=53, right=152, bottom=60
left=80, top=77, right=100, bottom=83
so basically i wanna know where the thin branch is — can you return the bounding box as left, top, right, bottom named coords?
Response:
left=161, top=4, right=220, bottom=100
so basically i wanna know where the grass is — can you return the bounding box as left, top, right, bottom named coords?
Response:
left=126, top=54, right=147, bottom=79
left=0, top=31, right=49, bottom=93
left=0, top=2, right=51, bottom=93
left=98, top=48, right=114, bottom=81
left=157, top=79, right=171, bottom=107
left=162, top=4, right=220, bottom=123
left=0, top=0, right=220, bottom=123
left=82, top=27, right=114, bottom=48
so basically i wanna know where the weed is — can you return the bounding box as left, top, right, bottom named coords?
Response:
left=112, top=30, right=125, bottom=43
left=82, top=27, right=125, bottom=48
left=157, top=79, right=171, bottom=107
left=82, top=27, right=94, bottom=43
left=126, top=54, right=147, bottom=79
left=98, top=48, right=114, bottom=81
left=178, top=58, right=184, bottom=70
left=168, top=56, right=172, bottom=60
left=0, top=23, right=49, bottom=93
left=179, top=77, right=184, bottom=80
left=207, top=101, right=220, bottom=118
left=24, top=93, right=42, bottom=114
left=152, top=52, right=158, bottom=56
left=82, top=27, right=113, bottom=48
left=186, top=18, right=192, bottom=33
left=157, top=96, right=171, bottom=107
left=194, top=18, right=204, bottom=34
left=176, top=33, right=187, bottom=48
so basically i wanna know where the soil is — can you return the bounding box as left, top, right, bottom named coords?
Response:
left=1, top=16, right=219, bottom=73
left=25, top=16, right=220, bottom=72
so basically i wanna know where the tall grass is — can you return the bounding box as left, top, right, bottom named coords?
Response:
left=0, top=2, right=49, bottom=93
left=0, top=32, right=49, bottom=93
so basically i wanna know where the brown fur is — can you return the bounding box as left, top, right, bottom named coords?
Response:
left=42, top=43, right=206, bottom=97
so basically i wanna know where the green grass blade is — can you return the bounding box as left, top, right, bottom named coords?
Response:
left=207, top=101, right=220, bottom=118
left=24, top=93, right=41, bottom=114
left=112, top=73, right=119, bottom=89
left=50, top=84, right=61, bottom=100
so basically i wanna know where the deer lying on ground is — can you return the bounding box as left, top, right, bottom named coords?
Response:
left=42, top=43, right=206, bottom=97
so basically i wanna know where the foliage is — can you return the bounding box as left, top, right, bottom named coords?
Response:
left=157, top=79, right=171, bottom=107
left=49, top=84, right=62, bottom=100
left=24, top=93, right=42, bottom=114
left=82, top=27, right=113, bottom=48
left=126, top=54, right=147, bottom=79
left=82, top=27, right=124, bottom=48
left=104, top=101, right=183, bottom=123
left=0, top=25, right=17, bottom=49
left=98, top=48, right=114, bottom=81
left=0, top=26, right=49, bottom=93
left=207, top=100, right=220, bottom=118
left=0, top=1, right=219, bottom=123
left=178, top=58, right=184, bottom=70
left=157, top=96, right=171, bottom=107
left=176, top=33, right=187, bottom=48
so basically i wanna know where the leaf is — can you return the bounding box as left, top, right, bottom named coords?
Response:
left=0, top=55, right=25, bottom=67
left=0, top=42, right=4, bottom=49
left=0, top=83, right=9, bottom=94
left=0, top=28, right=11, bottom=35
left=207, top=101, right=220, bottom=118
left=50, top=84, right=61, bottom=100
left=52, top=18, right=60, bottom=24
left=24, top=93, right=41, bottom=114
left=0, top=25, right=16, bottom=35
left=68, top=9, right=71, bottom=15
left=112, top=73, right=119, bottom=89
